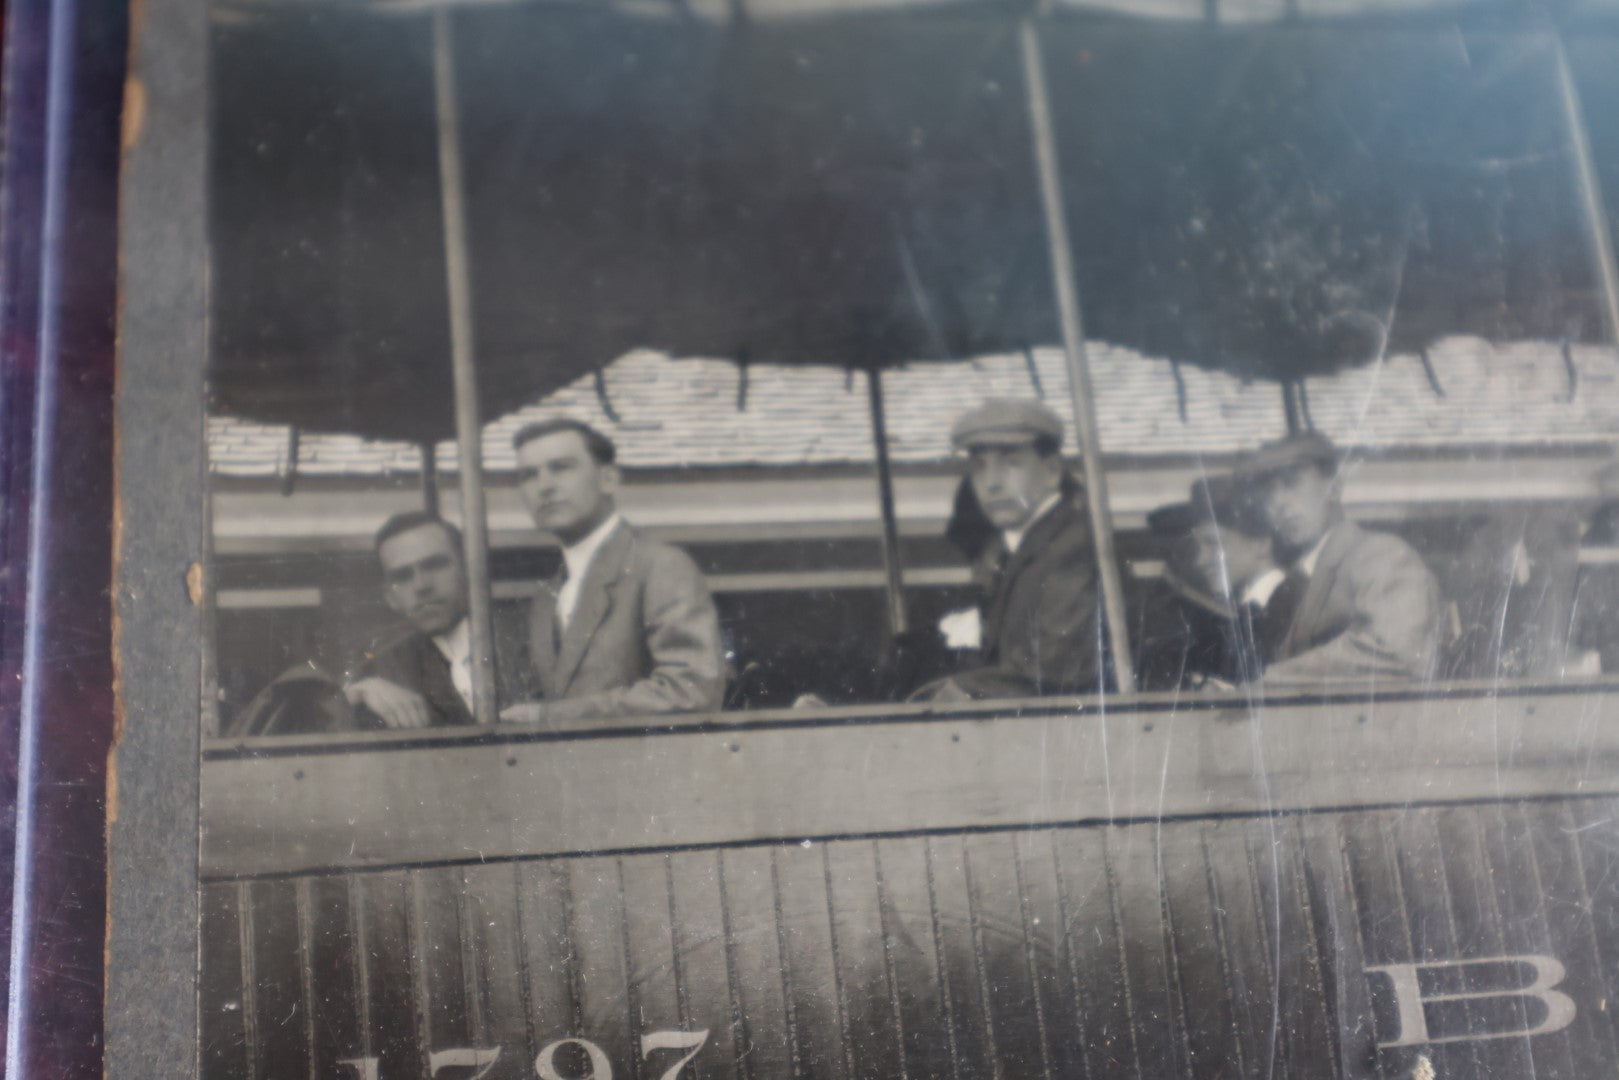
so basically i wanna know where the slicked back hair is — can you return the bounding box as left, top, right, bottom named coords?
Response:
left=373, top=511, right=464, bottom=561
left=511, top=418, right=617, bottom=466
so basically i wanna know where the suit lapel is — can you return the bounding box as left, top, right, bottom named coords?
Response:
left=1281, top=522, right=1356, bottom=657
left=530, top=573, right=562, bottom=686
left=982, top=501, right=1075, bottom=654
left=552, top=523, right=633, bottom=693
left=414, top=635, right=473, bottom=724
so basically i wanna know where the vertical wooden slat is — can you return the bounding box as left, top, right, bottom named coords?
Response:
left=245, top=879, right=312, bottom=1080
left=772, top=842, right=850, bottom=1080
left=200, top=883, right=249, bottom=1080
left=1053, top=825, right=1135, bottom=1079
left=358, top=872, right=430, bottom=1080
left=1206, top=818, right=1280, bottom=1078
left=1160, top=823, right=1242, bottom=1080
left=1241, top=818, right=1296, bottom=1079
left=823, top=840, right=907, bottom=1080
left=411, top=868, right=474, bottom=1060
left=461, top=862, right=536, bottom=1069
left=1432, top=805, right=1537, bottom=1078
left=1341, top=811, right=1423, bottom=1080
left=719, top=846, right=796, bottom=1080
left=1274, top=817, right=1342, bottom=1078
left=515, top=861, right=579, bottom=1047
left=668, top=849, right=743, bottom=1079
left=567, top=859, right=637, bottom=1074
left=1389, top=809, right=1477, bottom=1078
left=1109, top=823, right=1191, bottom=1078
left=1524, top=802, right=1619, bottom=1074
left=874, top=838, right=960, bottom=1080
left=303, top=876, right=363, bottom=1077
left=1044, top=831, right=1096, bottom=1080
left=929, top=834, right=1000, bottom=1079
left=620, top=851, right=685, bottom=1069
left=347, top=877, right=375, bottom=1070
left=1299, top=815, right=1382, bottom=1080
left=962, top=833, right=1050, bottom=1080
left=1482, top=805, right=1580, bottom=1079
left=1565, top=798, right=1619, bottom=1057
left=296, top=880, right=318, bottom=1080
left=1011, top=830, right=1087, bottom=1080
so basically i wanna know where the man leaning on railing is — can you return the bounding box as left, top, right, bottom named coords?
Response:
left=497, top=418, right=727, bottom=728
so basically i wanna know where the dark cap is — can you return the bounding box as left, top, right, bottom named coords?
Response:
left=1147, top=475, right=1267, bottom=537
left=950, top=399, right=1064, bottom=451
left=1232, top=432, right=1339, bottom=484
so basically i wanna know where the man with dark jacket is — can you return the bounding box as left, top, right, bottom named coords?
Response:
left=919, top=399, right=1106, bottom=701
left=344, top=511, right=481, bottom=728
left=1236, top=433, right=1444, bottom=686
left=1136, top=476, right=1283, bottom=690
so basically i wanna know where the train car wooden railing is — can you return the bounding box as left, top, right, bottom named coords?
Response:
left=201, top=683, right=1619, bottom=1079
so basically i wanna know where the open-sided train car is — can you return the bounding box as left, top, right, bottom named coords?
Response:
left=175, top=0, right=1619, bottom=1076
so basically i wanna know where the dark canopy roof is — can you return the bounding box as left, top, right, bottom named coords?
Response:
left=209, top=0, right=1619, bottom=438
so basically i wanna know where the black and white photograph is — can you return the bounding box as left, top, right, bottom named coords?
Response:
left=103, top=0, right=1619, bottom=1075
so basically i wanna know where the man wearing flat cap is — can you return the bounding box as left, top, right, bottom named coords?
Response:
left=1136, top=476, right=1284, bottom=689
left=919, top=399, right=1106, bottom=701
left=1237, top=432, right=1444, bottom=686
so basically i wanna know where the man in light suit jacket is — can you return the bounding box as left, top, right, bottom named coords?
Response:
left=498, top=418, right=726, bottom=728
left=1236, top=432, right=1444, bottom=686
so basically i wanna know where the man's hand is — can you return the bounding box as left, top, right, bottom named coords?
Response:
left=499, top=702, right=547, bottom=726
left=344, top=677, right=433, bottom=729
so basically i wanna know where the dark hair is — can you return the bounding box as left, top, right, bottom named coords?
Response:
left=1030, top=433, right=1061, bottom=458
left=511, top=417, right=617, bottom=466
left=373, top=511, right=463, bottom=558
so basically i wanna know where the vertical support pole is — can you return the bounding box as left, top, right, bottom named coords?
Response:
left=1018, top=15, right=1137, bottom=692
left=419, top=440, right=440, bottom=515
left=1281, top=381, right=1301, bottom=434
left=866, top=368, right=909, bottom=636
left=1552, top=32, right=1619, bottom=348
left=200, top=485, right=221, bottom=737
left=432, top=8, right=498, bottom=724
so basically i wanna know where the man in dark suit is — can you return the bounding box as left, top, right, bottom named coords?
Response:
left=1236, top=433, right=1444, bottom=686
left=344, top=512, right=479, bottom=728
left=919, top=399, right=1106, bottom=701
left=1136, top=476, right=1283, bottom=689
left=498, top=418, right=726, bottom=728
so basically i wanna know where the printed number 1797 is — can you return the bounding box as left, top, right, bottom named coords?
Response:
left=339, top=1029, right=710, bottom=1080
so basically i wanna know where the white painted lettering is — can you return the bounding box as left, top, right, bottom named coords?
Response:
left=1366, top=955, right=1577, bottom=1047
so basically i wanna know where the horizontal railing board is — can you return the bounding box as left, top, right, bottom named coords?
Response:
left=201, top=685, right=1619, bottom=879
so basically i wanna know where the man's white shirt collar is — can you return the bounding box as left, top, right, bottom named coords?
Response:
left=1002, top=492, right=1062, bottom=555
left=1297, top=529, right=1332, bottom=577
left=557, top=512, right=623, bottom=626
left=431, top=617, right=473, bottom=711
left=1240, top=566, right=1287, bottom=608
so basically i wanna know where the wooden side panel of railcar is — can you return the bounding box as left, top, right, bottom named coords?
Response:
left=201, top=799, right=1619, bottom=1080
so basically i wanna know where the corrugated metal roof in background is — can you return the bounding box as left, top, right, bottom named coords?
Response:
left=206, top=336, right=1619, bottom=477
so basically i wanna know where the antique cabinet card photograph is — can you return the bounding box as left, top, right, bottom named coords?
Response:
left=106, top=0, right=1619, bottom=1076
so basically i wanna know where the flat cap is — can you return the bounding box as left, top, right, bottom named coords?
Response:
left=1147, top=475, right=1267, bottom=537
left=950, top=399, right=1064, bottom=450
left=1233, top=431, right=1339, bottom=483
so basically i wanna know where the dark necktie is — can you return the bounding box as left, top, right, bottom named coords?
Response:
left=1257, top=567, right=1310, bottom=663
left=551, top=561, right=569, bottom=655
